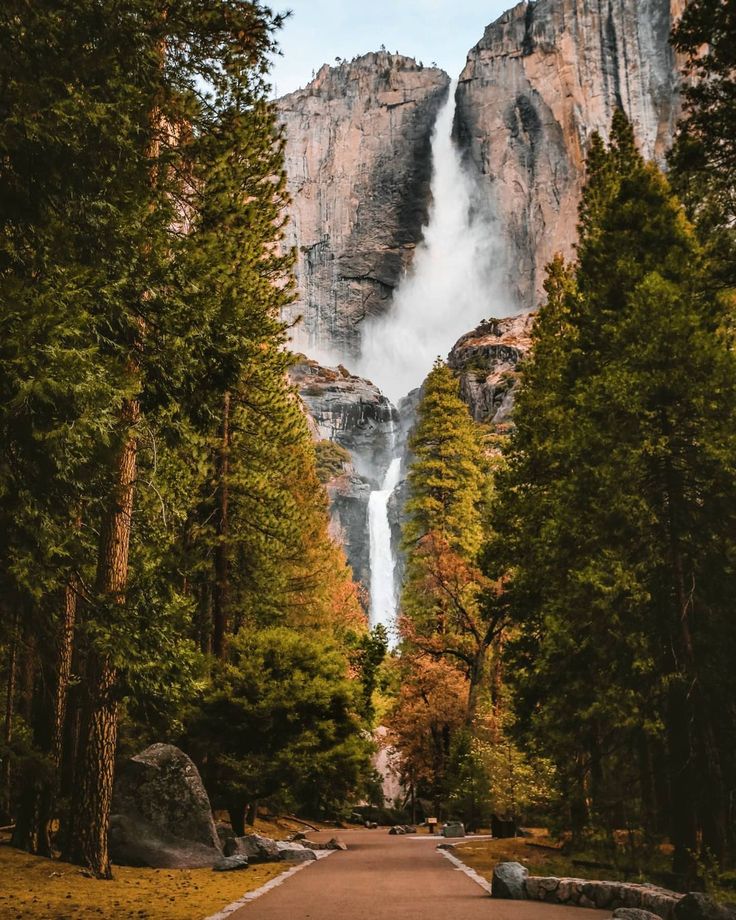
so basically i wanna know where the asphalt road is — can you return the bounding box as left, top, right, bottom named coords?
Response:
left=229, top=829, right=611, bottom=920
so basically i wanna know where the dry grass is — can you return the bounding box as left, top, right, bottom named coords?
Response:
left=454, top=835, right=583, bottom=882
left=0, top=842, right=287, bottom=920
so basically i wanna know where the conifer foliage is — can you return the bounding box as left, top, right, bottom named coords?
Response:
left=0, top=0, right=371, bottom=879
left=493, top=113, right=736, bottom=884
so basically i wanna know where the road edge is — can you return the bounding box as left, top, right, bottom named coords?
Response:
left=203, top=851, right=336, bottom=920
left=438, top=847, right=493, bottom=894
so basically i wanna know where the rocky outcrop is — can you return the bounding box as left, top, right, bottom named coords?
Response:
left=448, top=313, right=534, bottom=428
left=290, top=358, right=399, bottom=588
left=110, top=744, right=221, bottom=868
left=455, top=0, right=685, bottom=309
left=279, top=54, right=450, bottom=358
left=290, top=359, right=397, bottom=478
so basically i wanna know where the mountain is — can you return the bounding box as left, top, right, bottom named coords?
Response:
left=455, top=0, right=686, bottom=309
left=278, top=54, right=450, bottom=359
left=278, top=1, right=685, bottom=356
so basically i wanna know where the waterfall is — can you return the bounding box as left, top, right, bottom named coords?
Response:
left=368, top=458, right=402, bottom=637
left=356, top=79, right=506, bottom=404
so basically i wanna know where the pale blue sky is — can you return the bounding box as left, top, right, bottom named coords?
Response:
left=269, top=0, right=513, bottom=96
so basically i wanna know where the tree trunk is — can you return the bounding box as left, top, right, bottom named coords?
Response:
left=246, top=799, right=258, bottom=827
left=1, top=610, right=19, bottom=823
left=667, top=678, right=699, bottom=889
left=67, top=398, right=139, bottom=878
left=34, top=580, right=79, bottom=856
left=212, top=390, right=230, bottom=659
left=227, top=796, right=246, bottom=838
left=662, top=447, right=726, bottom=875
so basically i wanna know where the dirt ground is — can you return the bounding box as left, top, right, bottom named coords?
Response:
left=0, top=817, right=319, bottom=920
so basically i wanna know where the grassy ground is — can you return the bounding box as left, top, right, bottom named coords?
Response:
left=454, top=835, right=736, bottom=905
left=0, top=817, right=318, bottom=920
left=454, top=833, right=676, bottom=887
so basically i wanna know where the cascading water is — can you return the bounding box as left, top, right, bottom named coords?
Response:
left=356, top=80, right=506, bottom=404
left=364, top=80, right=507, bottom=633
left=368, top=457, right=402, bottom=637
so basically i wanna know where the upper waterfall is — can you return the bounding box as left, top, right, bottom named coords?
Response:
left=356, top=80, right=506, bottom=403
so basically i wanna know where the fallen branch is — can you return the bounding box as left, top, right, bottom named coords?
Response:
left=276, top=814, right=319, bottom=832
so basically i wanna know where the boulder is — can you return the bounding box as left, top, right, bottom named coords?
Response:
left=442, top=822, right=466, bottom=838
left=329, top=837, right=348, bottom=851
left=278, top=847, right=317, bottom=862
left=109, top=814, right=220, bottom=869
left=389, top=825, right=406, bottom=835
left=113, top=744, right=220, bottom=852
left=213, top=855, right=249, bottom=872
left=674, top=894, right=736, bottom=920
left=613, top=910, right=664, bottom=920
left=492, top=862, right=530, bottom=900
left=227, top=834, right=280, bottom=862
left=301, top=837, right=348, bottom=851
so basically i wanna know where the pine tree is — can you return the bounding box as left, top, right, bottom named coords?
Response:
left=493, top=115, right=736, bottom=879
left=400, top=360, right=500, bottom=724
left=670, top=0, right=736, bottom=266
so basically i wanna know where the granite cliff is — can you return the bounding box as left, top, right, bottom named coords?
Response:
left=278, top=54, right=450, bottom=359
left=289, top=358, right=398, bottom=588
left=448, top=313, right=534, bottom=429
left=455, top=0, right=685, bottom=309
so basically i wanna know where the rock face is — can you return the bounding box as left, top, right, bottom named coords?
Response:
left=110, top=744, right=221, bottom=868
left=290, top=359, right=397, bottom=479
left=279, top=54, right=450, bottom=358
left=448, top=313, right=534, bottom=428
left=290, top=358, right=399, bottom=588
left=456, top=0, right=685, bottom=310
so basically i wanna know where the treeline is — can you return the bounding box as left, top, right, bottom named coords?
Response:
left=390, top=0, right=736, bottom=889
left=0, top=0, right=380, bottom=879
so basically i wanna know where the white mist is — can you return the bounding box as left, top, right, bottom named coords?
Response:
left=357, top=80, right=507, bottom=403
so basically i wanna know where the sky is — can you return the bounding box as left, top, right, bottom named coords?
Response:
left=268, top=0, right=513, bottom=97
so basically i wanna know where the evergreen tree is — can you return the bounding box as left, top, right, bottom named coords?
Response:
left=670, top=0, right=736, bottom=275
left=400, top=360, right=498, bottom=718
left=493, top=115, right=736, bottom=881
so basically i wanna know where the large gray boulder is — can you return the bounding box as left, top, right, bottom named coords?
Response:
left=492, top=861, right=530, bottom=900
left=109, top=814, right=220, bottom=869
left=442, top=822, right=466, bottom=838
left=111, top=743, right=221, bottom=868
left=674, top=894, right=736, bottom=920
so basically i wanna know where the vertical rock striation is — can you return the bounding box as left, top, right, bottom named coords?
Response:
left=456, top=0, right=685, bottom=309
left=278, top=54, right=450, bottom=358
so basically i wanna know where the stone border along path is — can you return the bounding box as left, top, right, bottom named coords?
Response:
left=491, top=861, right=684, bottom=918
left=202, top=850, right=335, bottom=920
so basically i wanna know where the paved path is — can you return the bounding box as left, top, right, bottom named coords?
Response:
left=229, top=829, right=610, bottom=920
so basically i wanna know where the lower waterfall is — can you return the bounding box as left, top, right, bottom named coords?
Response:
left=368, top=458, right=402, bottom=638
